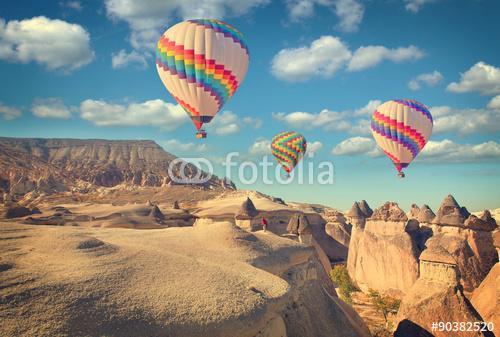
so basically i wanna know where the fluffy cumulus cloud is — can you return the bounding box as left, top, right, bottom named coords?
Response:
left=307, top=141, right=323, bottom=154
left=271, top=36, right=351, bottom=82
left=111, top=50, right=148, bottom=69
left=273, top=99, right=379, bottom=135
left=249, top=138, right=271, bottom=155
left=271, top=36, right=424, bottom=81
left=347, top=45, right=424, bottom=72
left=419, top=139, right=500, bottom=163
left=32, top=98, right=72, bottom=119
left=0, top=103, right=22, bottom=120
left=206, top=111, right=262, bottom=136
left=431, top=105, right=500, bottom=134
left=408, top=70, right=443, bottom=90
left=332, top=137, right=500, bottom=163
left=333, top=0, right=364, bottom=32
left=488, top=95, right=500, bottom=110
left=447, top=62, right=500, bottom=95
left=404, top=0, right=438, bottom=13
left=79, top=99, right=188, bottom=130
left=286, top=0, right=364, bottom=32
left=105, top=0, right=268, bottom=52
left=162, top=139, right=207, bottom=152
left=0, top=16, right=94, bottom=71
left=331, top=137, right=381, bottom=156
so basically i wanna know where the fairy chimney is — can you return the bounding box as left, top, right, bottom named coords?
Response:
left=235, top=197, right=259, bottom=231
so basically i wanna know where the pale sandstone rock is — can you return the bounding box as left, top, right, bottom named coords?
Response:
left=395, top=244, right=492, bottom=337
left=471, top=263, right=499, bottom=337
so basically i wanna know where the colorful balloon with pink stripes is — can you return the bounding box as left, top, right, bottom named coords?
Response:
left=370, top=99, right=433, bottom=177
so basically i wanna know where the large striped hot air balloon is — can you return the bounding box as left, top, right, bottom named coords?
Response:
left=370, top=99, right=433, bottom=178
left=156, top=19, right=249, bottom=138
left=271, top=131, right=307, bottom=175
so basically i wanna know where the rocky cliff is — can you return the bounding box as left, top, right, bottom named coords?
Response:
left=0, top=137, right=234, bottom=198
left=395, top=242, right=493, bottom=337
left=347, top=202, right=423, bottom=298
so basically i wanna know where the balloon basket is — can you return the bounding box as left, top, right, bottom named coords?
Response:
left=397, top=172, right=406, bottom=178
left=196, top=130, right=207, bottom=139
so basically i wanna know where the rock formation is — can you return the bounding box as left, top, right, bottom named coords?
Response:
left=432, top=194, right=470, bottom=227
left=0, top=137, right=235, bottom=199
left=417, top=204, right=436, bottom=223
left=322, top=209, right=351, bottom=261
left=358, top=200, right=373, bottom=218
left=407, top=204, right=420, bottom=219
left=346, top=202, right=366, bottom=227
left=395, top=242, right=493, bottom=337
left=0, top=221, right=371, bottom=337
left=465, top=210, right=497, bottom=232
left=471, top=263, right=499, bottom=337
left=347, top=202, right=421, bottom=297
left=370, top=201, right=408, bottom=222
left=235, top=197, right=260, bottom=231
left=4, top=204, right=37, bottom=219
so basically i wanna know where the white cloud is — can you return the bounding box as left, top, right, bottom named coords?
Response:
left=0, top=16, right=94, bottom=71
left=408, top=70, right=443, bottom=90
left=243, top=116, right=263, bottom=129
left=80, top=99, right=188, bottom=130
left=162, top=139, right=207, bottom=152
left=273, top=109, right=350, bottom=131
left=249, top=138, right=271, bottom=155
left=334, top=0, right=364, bottom=33
left=353, top=99, right=381, bottom=116
left=447, top=62, right=500, bottom=95
left=60, top=1, right=83, bottom=11
left=271, top=36, right=351, bottom=82
left=273, top=100, right=378, bottom=135
left=307, top=141, right=323, bottom=154
left=404, top=0, right=437, bottom=13
left=105, top=0, right=268, bottom=52
left=32, top=98, right=72, bottom=119
left=332, top=137, right=500, bottom=163
left=347, top=45, right=424, bottom=72
left=112, top=49, right=148, bottom=69
left=206, top=111, right=262, bottom=136
left=487, top=95, right=500, bottom=110
left=271, top=36, right=424, bottom=81
left=431, top=106, right=500, bottom=134
left=331, top=137, right=381, bottom=156
left=286, top=0, right=363, bottom=32
left=0, top=103, right=21, bottom=120
left=419, top=139, right=500, bottom=163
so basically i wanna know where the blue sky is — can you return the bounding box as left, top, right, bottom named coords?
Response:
left=0, top=0, right=499, bottom=211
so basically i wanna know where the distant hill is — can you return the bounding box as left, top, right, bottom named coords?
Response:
left=0, top=137, right=234, bottom=198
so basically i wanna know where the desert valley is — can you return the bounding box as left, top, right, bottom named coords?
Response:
left=0, top=138, right=498, bottom=337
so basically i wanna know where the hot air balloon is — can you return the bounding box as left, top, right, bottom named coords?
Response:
left=271, top=131, right=307, bottom=175
left=156, top=19, right=249, bottom=138
left=370, top=99, right=433, bottom=178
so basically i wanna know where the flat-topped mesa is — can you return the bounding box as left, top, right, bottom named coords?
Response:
left=432, top=194, right=470, bottom=227
left=417, top=204, right=435, bottom=223
left=464, top=210, right=498, bottom=232
left=358, top=200, right=373, bottom=218
left=370, top=201, right=408, bottom=222
left=419, top=243, right=459, bottom=286
left=407, top=204, right=420, bottom=219
left=322, top=209, right=347, bottom=224
left=234, top=197, right=259, bottom=231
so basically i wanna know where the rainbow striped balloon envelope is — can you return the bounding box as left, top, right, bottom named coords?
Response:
left=271, top=131, right=307, bottom=174
left=156, top=19, right=249, bottom=138
left=370, top=99, right=433, bottom=177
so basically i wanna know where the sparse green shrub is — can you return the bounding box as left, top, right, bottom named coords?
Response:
left=367, top=289, right=401, bottom=326
left=329, top=265, right=357, bottom=304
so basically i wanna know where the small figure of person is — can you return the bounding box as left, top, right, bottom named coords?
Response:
left=261, top=217, right=268, bottom=232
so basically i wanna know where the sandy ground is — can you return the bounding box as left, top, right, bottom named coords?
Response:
left=0, top=221, right=370, bottom=337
